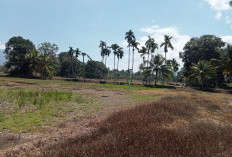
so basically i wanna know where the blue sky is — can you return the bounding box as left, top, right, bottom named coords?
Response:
left=1, top=0, right=232, bottom=70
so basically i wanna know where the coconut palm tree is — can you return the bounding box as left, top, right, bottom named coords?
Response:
left=125, top=30, right=135, bottom=83
left=25, top=49, right=40, bottom=77
left=139, top=46, right=147, bottom=68
left=212, top=45, right=232, bottom=77
left=39, top=52, right=56, bottom=79
left=170, top=58, right=180, bottom=73
left=74, top=48, right=81, bottom=78
left=167, top=58, right=180, bottom=84
left=111, top=44, right=120, bottom=83
left=104, top=46, right=111, bottom=67
left=116, top=47, right=124, bottom=71
left=189, top=60, right=216, bottom=87
left=160, top=35, right=174, bottom=64
left=131, top=39, right=140, bottom=83
left=68, top=46, right=75, bottom=78
left=145, top=36, right=158, bottom=67
left=81, top=52, right=87, bottom=82
left=99, top=41, right=106, bottom=62
left=117, top=47, right=124, bottom=80
left=145, top=54, right=172, bottom=86
left=75, top=48, right=81, bottom=59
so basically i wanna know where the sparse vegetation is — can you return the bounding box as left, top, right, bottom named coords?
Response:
left=0, top=87, right=87, bottom=132
left=41, top=94, right=232, bottom=157
left=1, top=1, right=232, bottom=156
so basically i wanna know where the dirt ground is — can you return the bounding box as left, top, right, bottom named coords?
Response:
left=0, top=79, right=136, bottom=156
left=0, top=79, right=231, bottom=157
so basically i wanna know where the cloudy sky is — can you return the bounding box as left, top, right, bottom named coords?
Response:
left=1, top=0, right=232, bottom=70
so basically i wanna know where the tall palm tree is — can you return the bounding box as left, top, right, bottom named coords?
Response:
left=160, top=35, right=174, bottom=64
left=125, top=30, right=135, bottom=83
left=167, top=58, right=180, bottom=84
left=131, top=39, right=140, bottom=83
left=75, top=48, right=81, bottom=59
left=75, top=48, right=81, bottom=78
left=111, top=44, right=120, bottom=83
left=68, top=46, right=75, bottom=78
left=170, top=58, right=180, bottom=73
left=104, top=46, right=111, bottom=81
left=145, top=54, right=172, bottom=86
left=116, top=47, right=124, bottom=81
left=99, top=41, right=106, bottom=62
left=117, top=47, right=124, bottom=71
left=145, top=36, right=158, bottom=67
left=104, top=46, right=111, bottom=67
left=189, top=60, right=216, bottom=87
left=81, top=52, right=87, bottom=82
left=139, top=46, right=147, bottom=68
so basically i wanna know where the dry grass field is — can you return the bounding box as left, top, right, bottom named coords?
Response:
left=0, top=77, right=231, bottom=157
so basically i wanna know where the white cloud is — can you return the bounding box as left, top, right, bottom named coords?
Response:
left=107, top=25, right=191, bottom=72
left=215, top=11, right=222, bottom=20
left=108, top=28, right=232, bottom=72
left=139, top=25, right=191, bottom=68
left=0, top=42, right=5, bottom=50
left=204, top=0, right=230, bottom=11
left=221, top=35, right=232, bottom=44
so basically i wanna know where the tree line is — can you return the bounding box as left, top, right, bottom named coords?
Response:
left=1, top=33, right=231, bottom=87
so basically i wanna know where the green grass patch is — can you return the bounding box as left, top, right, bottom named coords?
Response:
left=90, top=84, right=161, bottom=91
left=0, top=87, right=88, bottom=132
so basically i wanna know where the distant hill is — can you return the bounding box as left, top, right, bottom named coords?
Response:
left=0, top=49, right=6, bottom=65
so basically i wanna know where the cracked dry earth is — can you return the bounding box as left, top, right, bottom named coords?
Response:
left=0, top=81, right=135, bottom=157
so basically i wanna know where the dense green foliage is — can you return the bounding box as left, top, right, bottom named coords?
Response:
left=85, top=60, right=107, bottom=79
left=180, top=35, right=231, bottom=87
left=58, top=52, right=82, bottom=78
left=4, top=36, right=36, bottom=76
left=2, top=34, right=231, bottom=87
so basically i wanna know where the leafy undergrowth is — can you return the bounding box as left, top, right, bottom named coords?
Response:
left=42, top=95, right=232, bottom=157
left=0, top=87, right=89, bottom=132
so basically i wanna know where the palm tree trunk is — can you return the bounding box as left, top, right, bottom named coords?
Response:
left=147, top=50, right=150, bottom=68
left=71, top=56, right=74, bottom=78
left=155, top=70, right=158, bottom=86
left=105, top=56, right=108, bottom=82
left=131, top=49, right=134, bottom=84
left=83, top=56, right=85, bottom=82
left=117, top=58, right=119, bottom=82
left=114, top=54, right=116, bottom=84
left=100, top=56, right=104, bottom=82
left=165, top=52, right=167, bottom=64
left=127, top=46, right=130, bottom=84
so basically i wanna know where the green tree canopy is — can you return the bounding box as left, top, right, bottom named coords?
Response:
left=4, top=36, right=36, bottom=76
left=188, top=60, right=216, bottom=87
left=37, top=42, right=58, bottom=57
left=179, top=35, right=225, bottom=76
left=85, top=60, right=107, bottom=79
left=58, top=52, right=82, bottom=78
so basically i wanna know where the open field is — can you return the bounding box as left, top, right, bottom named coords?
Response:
left=0, top=77, right=231, bottom=157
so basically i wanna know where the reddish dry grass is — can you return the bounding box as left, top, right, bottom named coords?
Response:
left=41, top=95, right=232, bottom=157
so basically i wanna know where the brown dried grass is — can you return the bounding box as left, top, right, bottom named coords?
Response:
left=40, top=94, right=232, bottom=157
